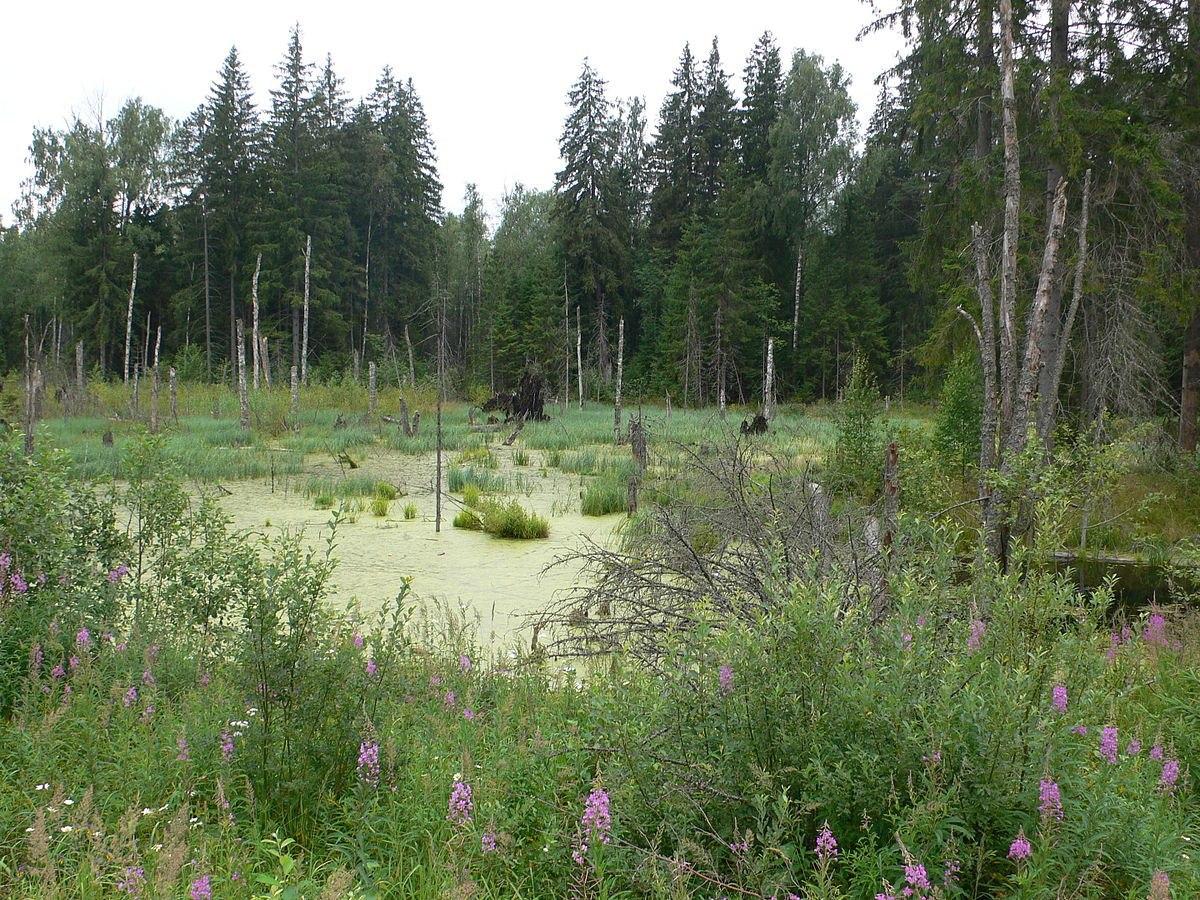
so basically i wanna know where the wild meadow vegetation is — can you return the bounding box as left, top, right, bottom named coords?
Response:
left=4, top=0, right=1200, bottom=895
left=0, top=388, right=1197, bottom=898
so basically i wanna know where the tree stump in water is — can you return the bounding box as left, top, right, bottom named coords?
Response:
left=481, top=365, right=550, bottom=422
left=740, top=413, right=768, bottom=435
left=629, top=416, right=648, bottom=473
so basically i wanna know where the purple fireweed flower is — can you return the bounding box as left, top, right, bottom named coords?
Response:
left=923, top=749, right=942, bottom=766
left=75, top=627, right=91, bottom=648
left=51, top=664, right=65, bottom=680
left=1150, top=744, right=1164, bottom=761
left=901, top=631, right=914, bottom=650
left=1160, top=758, right=1180, bottom=791
left=1072, top=724, right=1088, bottom=736
left=141, top=669, right=155, bottom=686
left=447, top=778, right=473, bottom=825
left=220, top=730, right=235, bottom=762
left=967, top=619, right=986, bottom=652
left=1100, top=726, right=1119, bottom=764
left=1008, top=831, right=1032, bottom=861
left=140, top=705, right=155, bottom=724
left=1149, top=870, right=1171, bottom=900
left=177, top=736, right=190, bottom=762
left=718, top=664, right=734, bottom=696
left=357, top=740, right=380, bottom=787
left=352, top=632, right=364, bottom=649
left=482, top=830, right=498, bottom=853
left=31, top=643, right=43, bottom=669
left=916, top=615, right=927, bottom=627
left=123, top=686, right=138, bottom=707
left=1051, top=684, right=1068, bottom=714
left=429, top=673, right=442, bottom=687
left=729, top=838, right=749, bottom=855
left=1144, top=613, right=1169, bottom=648
left=115, top=642, right=128, bottom=654
left=463, top=707, right=475, bottom=721
left=0, top=552, right=10, bottom=571
left=189, top=875, right=212, bottom=900
left=365, top=657, right=378, bottom=677
left=815, top=822, right=838, bottom=861
left=904, top=863, right=931, bottom=891
left=460, top=654, right=472, bottom=673
left=68, top=656, right=80, bottom=670
left=117, top=865, right=145, bottom=895
left=198, top=671, right=211, bottom=687
left=444, top=690, right=457, bottom=708
left=581, top=787, right=612, bottom=845
left=875, top=894, right=897, bottom=900
left=1126, top=738, right=1142, bottom=756
left=107, top=564, right=129, bottom=583
left=1038, top=779, right=1063, bottom=820
left=10, top=572, right=28, bottom=593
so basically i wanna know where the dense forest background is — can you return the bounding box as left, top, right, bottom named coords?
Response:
left=2, top=1, right=1198, bottom=449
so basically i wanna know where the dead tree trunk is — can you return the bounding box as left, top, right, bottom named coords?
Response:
left=405, top=323, right=416, bottom=387
left=368, top=361, right=378, bottom=421
left=399, top=398, right=412, bottom=436
left=124, top=253, right=138, bottom=384
left=716, top=306, right=727, bottom=417
left=260, top=336, right=271, bottom=387
left=23, top=317, right=37, bottom=455
left=1039, top=169, right=1092, bottom=445
left=882, top=441, right=899, bottom=555
left=302, top=235, right=311, bottom=386
left=236, top=319, right=250, bottom=430
left=75, top=340, right=85, bottom=411
left=576, top=306, right=583, bottom=409
left=957, top=0, right=1073, bottom=571
left=629, top=416, right=648, bottom=473
left=290, top=365, right=299, bottom=423
left=169, top=367, right=178, bottom=423
left=613, top=318, right=624, bottom=443
left=435, top=284, right=446, bottom=533
left=251, top=252, right=262, bottom=390
left=563, top=268, right=571, bottom=406
left=131, top=368, right=140, bottom=416
left=153, top=325, right=161, bottom=371
left=203, top=199, right=212, bottom=378
left=150, top=366, right=160, bottom=434
left=791, top=244, right=804, bottom=350
left=763, top=337, right=776, bottom=421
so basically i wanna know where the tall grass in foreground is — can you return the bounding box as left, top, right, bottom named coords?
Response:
left=0, top=434, right=1195, bottom=898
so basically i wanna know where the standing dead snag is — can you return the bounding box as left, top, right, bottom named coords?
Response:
left=149, top=366, right=160, bottom=434
left=302, top=235, right=311, bottom=386
left=236, top=319, right=249, bottom=430
left=169, top=367, right=178, bottom=424
left=613, top=318, right=624, bottom=443
left=956, top=0, right=1075, bottom=570
left=289, top=365, right=299, bottom=424
left=763, top=337, right=776, bottom=421
left=368, top=362, right=378, bottom=421
left=123, top=252, right=138, bottom=384
left=251, top=253, right=262, bottom=390
left=576, top=306, right=583, bottom=409
left=74, top=340, right=85, bottom=411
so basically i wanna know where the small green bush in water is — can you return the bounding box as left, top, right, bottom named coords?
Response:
left=403, top=502, right=418, bottom=520
left=369, top=496, right=390, bottom=517
left=581, top=478, right=626, bottom=516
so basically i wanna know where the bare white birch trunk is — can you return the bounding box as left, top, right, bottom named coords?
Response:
left=251, top=252, right=261, bottom=389
left=290, top=365, right=299, bottom=422
left=404, top=323, right=415, bottom=386
left=614, top=317, right=624, bottom=443
left=763, top=337, right=776, bottom=421
left=368, top=361, right=377, bottom=421
left=236, top=318, right=249, bottom=430
left=302, top=236, right=311, bottom=386
left=169, top=366, right=178, bottom=423
left=124, top=253, right=138, bottom=384
left=576, top=306, right=584, bottom=409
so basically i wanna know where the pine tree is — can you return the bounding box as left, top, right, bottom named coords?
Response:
left=649, top=44, right=700, bottom=253
left=198, top=46, right=260, bottom=375
left=554, top=59, right=623, bottom=381
left=695, top=38, right=736, bottom=212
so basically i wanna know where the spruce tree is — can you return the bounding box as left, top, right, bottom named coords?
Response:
left=649, top=44, right=700, bottom=253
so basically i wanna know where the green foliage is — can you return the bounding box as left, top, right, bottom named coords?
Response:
left=369, top=495, right=390, bottom=517
left=581, top=477, right=627, bottom=516
left=0, top=445, right=1195, bottom=897
left=932, top=352, right=982, bottom=477
left=831, top=351, right=883, bottom=494
left=403, top=501, right=418, bottom=520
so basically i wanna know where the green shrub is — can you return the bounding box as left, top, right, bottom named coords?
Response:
left=513, top=448, right=530, bottom=466
left=403, top=502, right=418, bottom=520
left=452, top=507, right=483, bottom=530
left=480, top=500, right=550, bottom=539
left=462, top=483, right=483, bottom=508
left=369, top=496, right=391, bottom=517
left=313, top=494, right=335, bottom=510
left=831, top=350, right=883, bottom=495
left=374, top=481, right=399, bottom=501
left=932, top=351, right=982, bottom=477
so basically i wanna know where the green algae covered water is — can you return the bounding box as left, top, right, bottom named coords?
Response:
left=211, top=444, right=621, bottom=645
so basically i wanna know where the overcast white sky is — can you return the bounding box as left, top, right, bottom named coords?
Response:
left=1, top=0, right=902, bottom=224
